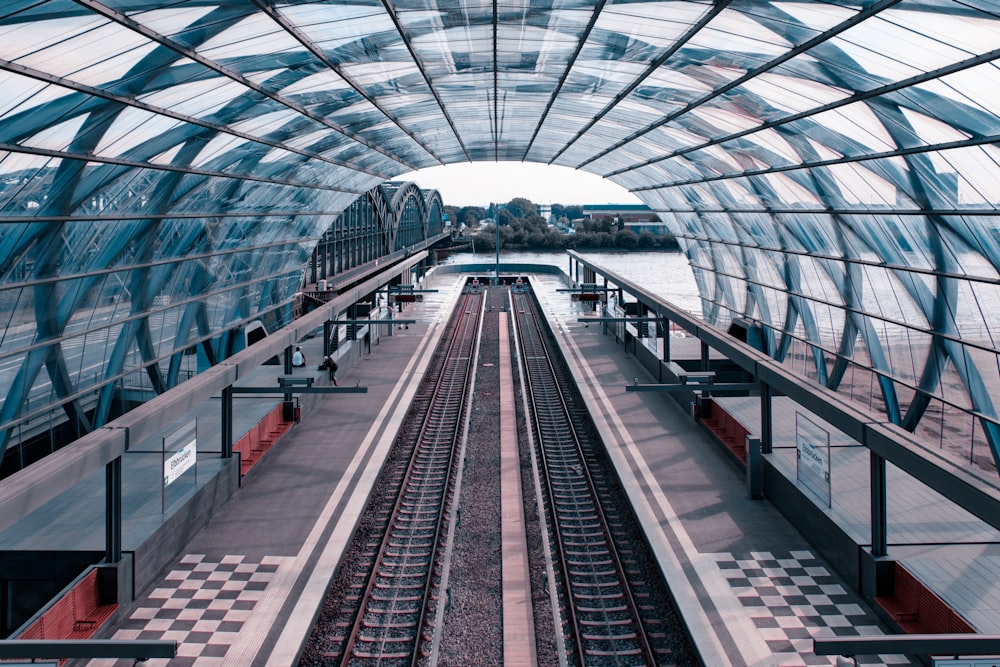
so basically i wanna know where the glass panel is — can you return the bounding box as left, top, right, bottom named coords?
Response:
left=0, top=73, right=70, bottom=118
left=693, top=9, right=793, bottom=57
left=820, top=162, right=900, bottom=207
left=139, top=75, right=249, bottom=118
left=911, top=63, right=1000, bottom=131
left=228, top=109, right=300, bottom=137
left=19, top=114, right=88, bottom=152
left=829, top=8, right=996, bottom=78
left=0, top=15, right=107, bottom=61
left=688, top=105, right=762, bottom=135
left=93, top=107, right=185, bottom=157
left=129, top=6, right=218, bottom=39
left=811, top=102, right=897, bottom=152
left=280, top=70, right=351, bottom=97
left=196, top=14, right=305, bottom=61
left=595, top=1, right=708, bottom=49
left=738, top=70, right=850, bottom=116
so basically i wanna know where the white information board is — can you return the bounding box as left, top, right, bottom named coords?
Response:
left=162, top=419, right=198, bottom=513
left=795, top=412, right=831, bottom=507
left=164, top=438, right=196, bottom=486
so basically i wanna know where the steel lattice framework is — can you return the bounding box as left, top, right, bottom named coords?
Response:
left=0, top=0, right=999, bottom=475
left=309, top=181, right=444, bottom=282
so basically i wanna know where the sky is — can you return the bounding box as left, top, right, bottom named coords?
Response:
left=397, top=162, right=643, bottom=208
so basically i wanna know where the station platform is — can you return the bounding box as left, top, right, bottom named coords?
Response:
left=74, top=277, right=467, bottom=667
left=10, top=266, right=982, bottom=666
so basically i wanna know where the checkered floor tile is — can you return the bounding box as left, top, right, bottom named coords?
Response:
left=717, top=550, right=916, bottom=667
left=90, top=554, right=288, bottom=667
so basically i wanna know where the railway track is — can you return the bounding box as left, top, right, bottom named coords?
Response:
left=304, top=289, right=483, bottom=666
left=512, top=288, right=688, bottom=666
left=302, top=280, right=694, bottom=666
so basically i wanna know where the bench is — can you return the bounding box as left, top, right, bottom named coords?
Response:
left=698, top=398, right=751, bottom=465
left=876, top=563, right=975, bottom=634
left=278, top=375, right=313, bottom=388
left=666, top=361, right=715, bottom=385
left=237, top=403, right=294, bottom=475
left=18, top=568, right=118, bottom=642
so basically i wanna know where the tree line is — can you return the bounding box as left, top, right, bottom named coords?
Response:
left=445, top=197, right=679, bottom=251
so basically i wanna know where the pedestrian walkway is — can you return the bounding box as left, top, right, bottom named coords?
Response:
left=66, top=267, right=937, bottom=666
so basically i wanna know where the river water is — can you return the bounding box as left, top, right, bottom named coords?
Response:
left=437, top=250, right=702, bottom=315
left=438, top=249, right=1000, bottom=345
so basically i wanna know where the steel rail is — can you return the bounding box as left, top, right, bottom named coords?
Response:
left=513, top=290, right=656, bottom=665
left=339, top=289, right=482, bottom=665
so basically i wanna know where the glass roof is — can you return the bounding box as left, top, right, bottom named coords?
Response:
left=2, top=0, right=1000, bottom=471
left=0, top=0, right=991, bottom=210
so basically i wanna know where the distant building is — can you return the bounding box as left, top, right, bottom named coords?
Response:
left=539, top=203, right=552, bottom=222
left=582, top=204, right=673, bottom=236
left=582, top=204, right=656, bottom=222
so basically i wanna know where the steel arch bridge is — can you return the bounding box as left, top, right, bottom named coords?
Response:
left=308, top=182, right=445, bottom=284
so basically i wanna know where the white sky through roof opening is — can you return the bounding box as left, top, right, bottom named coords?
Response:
left=399, top=162, right=642, bottom=207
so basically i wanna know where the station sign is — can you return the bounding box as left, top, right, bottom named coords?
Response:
left=163, top=419, right=198, bottom=487
left=795, top=412, right=831, bottom=507
left=164, top=438, right=196, bottom=486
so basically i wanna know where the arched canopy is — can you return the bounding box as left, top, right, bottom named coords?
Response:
left=1, top=0, right=1000, bottom=471
left=1, top=2, right=994, bottom=194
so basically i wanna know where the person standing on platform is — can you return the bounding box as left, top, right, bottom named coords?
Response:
left=292, top=346, right=305, bottom=368
left=324, top=354, right=339, bottom=386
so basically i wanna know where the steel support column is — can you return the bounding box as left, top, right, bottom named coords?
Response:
left=870, top=450, right=888, bottom=558
left=221, top=385, right=233, bottom=459
left=760, top=382, right=773, bottom=454
left=747, top=436, right=763, bottom=499
left=105, top=457, right=122, bottom=563
left=662, top=316, right=671, bottom=364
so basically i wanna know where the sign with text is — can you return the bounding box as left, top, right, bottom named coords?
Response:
left=795, top=412, right=831, bottom=507
left=163, top=420, right=197, bottom=487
